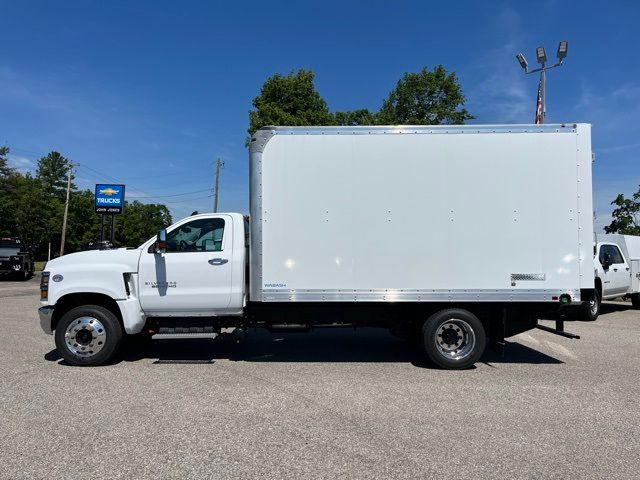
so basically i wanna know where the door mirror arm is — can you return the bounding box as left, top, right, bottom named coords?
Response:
left=155, top=229, right=167, bottom=254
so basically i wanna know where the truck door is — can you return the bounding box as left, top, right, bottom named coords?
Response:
left=138, top=216, right=233, bottom=315
left=598, top=244, right=630, bottom=296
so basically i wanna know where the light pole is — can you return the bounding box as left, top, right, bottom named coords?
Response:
left=516, top=41, right=568, bottom=123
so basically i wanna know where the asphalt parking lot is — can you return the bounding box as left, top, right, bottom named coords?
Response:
left=1, top=276, right=639, bottom=479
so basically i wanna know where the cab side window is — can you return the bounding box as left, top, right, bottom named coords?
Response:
left=599, top=244, right=624, bottom=265
left=166, top=218, right=225, bottom=252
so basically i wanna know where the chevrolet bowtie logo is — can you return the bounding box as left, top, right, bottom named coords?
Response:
left=99, top=187, right=119, bottom=196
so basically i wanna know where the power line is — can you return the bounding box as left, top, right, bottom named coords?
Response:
left=75, top=164, right=211, bottom=205
left=127, top=188, right=212, bottom=199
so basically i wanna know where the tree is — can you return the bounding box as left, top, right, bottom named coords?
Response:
left=0, top=146, right=18, bottom=236
left=36, top=151, right=75, bottom=198
left=0, top=146, right=15, bottom=177
left=10, top=174, right=53, bottom=250
left=248, top=69, right=335, bottom=139
left=66, top=190, right=102, bottom=251
left=115, top=201, right=172, bottom=247
left=604, top=185, right=640, bottom=235
left=377, top=66, right=473, bottom=125
left=334, top=109, right=377, bottom=126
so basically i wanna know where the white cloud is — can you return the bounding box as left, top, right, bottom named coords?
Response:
left=576, top=81, right=640, bottom=132
left=597, top=142, right=640, bottom=154
left=7, top=154, right=34, bottom=172
left=465, top=8, right=532, bottom=123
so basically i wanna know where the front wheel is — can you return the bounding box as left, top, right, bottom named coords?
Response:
left=422, top=309, right=486, bottom=369
left=579, top=290, right=600, bottom=321
left=54, top=305, right=124, bottom=366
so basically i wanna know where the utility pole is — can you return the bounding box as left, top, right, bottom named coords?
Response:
left=59, top=162, right=73, bottom=256
left=213, top=157, right=224, bottom=213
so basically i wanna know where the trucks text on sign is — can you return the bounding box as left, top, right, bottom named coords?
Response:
left=95, top=184, right=125, bottom=214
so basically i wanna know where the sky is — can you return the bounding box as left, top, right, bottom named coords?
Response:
left=1, top=0, right=639, bottom=230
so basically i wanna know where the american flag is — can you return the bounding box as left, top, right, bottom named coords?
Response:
left=534, top=78, right=543, bottom=124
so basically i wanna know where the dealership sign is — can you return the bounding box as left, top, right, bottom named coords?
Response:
left=95, top=184, right=125, bottom=214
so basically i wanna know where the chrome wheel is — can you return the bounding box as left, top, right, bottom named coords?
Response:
left=589, top=297, right=599, bottom=316
left=435, top=318, right=476, bottom=361
left=64, top=316, right=107, bottom=357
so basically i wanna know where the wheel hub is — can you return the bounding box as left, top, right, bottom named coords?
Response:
left=64, top=316, right=107, bottom=357
left=435, top=319, right=476, bottom=360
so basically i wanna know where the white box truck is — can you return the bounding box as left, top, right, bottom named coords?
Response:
left=38, top=124, right=595, bottom=369
left=578, top=234, right=640, bottom=320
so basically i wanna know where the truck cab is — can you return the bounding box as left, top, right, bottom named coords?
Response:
left=38, top=213, right=247, bottom=365
left=581, top=235, right=640, bottom=321
left=0, top=237, right=35, bottom=280
left=137, top=213, right=246, bottom=317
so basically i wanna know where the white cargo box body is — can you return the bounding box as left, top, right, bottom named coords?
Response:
left=249, top=124, right=594, bottom=303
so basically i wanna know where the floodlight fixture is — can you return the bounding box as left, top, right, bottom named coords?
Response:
left=557, top=40, right=568, bottom=61
left=516, top=52, right=528, bottom=71
left=515, top=40, right=568, bottom=123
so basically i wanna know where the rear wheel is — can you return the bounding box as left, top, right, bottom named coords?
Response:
left=422, top=309, right=486, bottom=369
left=54, top=305, right=123, bottom=366
left=579, top=289, right=600, bottom=321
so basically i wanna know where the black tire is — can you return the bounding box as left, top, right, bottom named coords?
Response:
left=54, top=305, right=124, bottom=366
left=579, top=289, right=600, bottom=321
left=632, top=294, right=640, bottom=309
left=422, top=309, right=486, bottom=369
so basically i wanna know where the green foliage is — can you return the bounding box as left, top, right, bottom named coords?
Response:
left=0, top=146, right=172, bottom=257
left=116, top=201, right=173, bottom=247
left=0, top=146, right=16, bottom=177
left=248, top=66, right=473, bottom=139
left=604, top=186, right=640, bottom=235
left=65, top=190, right=102, bottom=251
left=0, top=146, right=18, bottom=236
left=334, top=109, right=377, bottom=126
left=36, top=151, right=75, bottom=198
left=248, top=69, right=334, bottom=139
left=377, top=66, right=473, bottom=125
left=10, top=173, right=53, bottom=250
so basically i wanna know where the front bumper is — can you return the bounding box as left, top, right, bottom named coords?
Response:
left=39, top=306, right=55, bottom=335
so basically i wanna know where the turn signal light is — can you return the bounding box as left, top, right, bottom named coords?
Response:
left=40, top=272, right=50, bottom=300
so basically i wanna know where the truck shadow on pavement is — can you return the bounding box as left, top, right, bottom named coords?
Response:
left=45, top=328, right=563, bottom=368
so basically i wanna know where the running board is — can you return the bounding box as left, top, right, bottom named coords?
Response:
left=536, top=319, right=580, bottom=339
left=152, top=332, right=218, bottom=340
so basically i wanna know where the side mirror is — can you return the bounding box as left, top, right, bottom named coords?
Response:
left=601, top=252, right=611, bottom=269
left=155, top=229, right=167, bottom=254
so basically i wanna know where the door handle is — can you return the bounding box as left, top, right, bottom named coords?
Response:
left=626, top=267, right=630, bottom=271
left=208, top=258, right=228, bottom=265
left=613, top=268, right=618, bottom=272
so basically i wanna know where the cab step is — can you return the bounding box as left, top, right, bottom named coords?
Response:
left=152, top=332, right=218, bottom=340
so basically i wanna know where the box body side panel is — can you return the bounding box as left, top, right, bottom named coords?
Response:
left=252, top=126, right=593, bottom=302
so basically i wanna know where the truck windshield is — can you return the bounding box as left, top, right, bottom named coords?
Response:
left=0, top=239, right=21, bottom=248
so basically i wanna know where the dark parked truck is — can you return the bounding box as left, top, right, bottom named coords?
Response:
left=38, top=124, right=595, bottom=369
left=0, top=237, right=35, bottom=280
